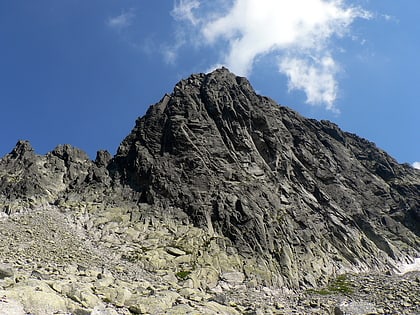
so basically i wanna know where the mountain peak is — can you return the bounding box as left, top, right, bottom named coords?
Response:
left=10, top=140, right=35, bottom=159
left=1, top=69, right=419, bottom=293
left=112, top=69, right=419, bottom=287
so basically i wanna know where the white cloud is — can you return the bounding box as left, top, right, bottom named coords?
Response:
left=171, top=0, right=371, bottom=111
left=413, top=162, right=420, bottom=170
left=162, top=28, right=188, bottom=65
left=107, top=10, right=135, bottom=29
left=279, top=55, right=339, bottom=111
left=172, top=0, right=201, bottom=25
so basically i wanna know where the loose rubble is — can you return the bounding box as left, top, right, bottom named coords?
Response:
left=0, top=68, right=419, bottom=314
left=0, top=205, right=418, bottom=315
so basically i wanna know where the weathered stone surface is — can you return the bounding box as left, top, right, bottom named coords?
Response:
left=113, top=67, right=420, bottom=287
left=0, top=140, right=113, bottom=213
left=0, top=68, right=419, bottom=314
left=0, top=264, right=14, bottom=279
left=0, top=297, right=26, bottom=315
left=221, top=271, right=245, bottom=284
left=334, top=301, right=377, bottom=315
left=128, top=291, right=180, bottom=314
left=166, top=246, right=186, bottom=256
left=1, top=279, right=70, bottom=314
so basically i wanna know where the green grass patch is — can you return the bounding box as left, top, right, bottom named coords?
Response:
left=176, top=270, right=191, bottom=280
left=328, top=274, right=353, bottom=294
left=306, top=288, right=331, bottom=295
left=307, top=274, right=353, bottom=295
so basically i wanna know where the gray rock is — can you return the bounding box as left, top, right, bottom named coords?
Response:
left=221, top=271, right=245, bottom=284
left=0, top=69, right=420, bottom=298
left=112, top=68, right=420, bottom=287
left=0, top=140, right=113, bottom=212
left=334, top=301, right=377, bottom=315
left=0, top=264, right=14, bottom=279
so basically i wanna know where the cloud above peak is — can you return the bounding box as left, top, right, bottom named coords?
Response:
left=413, top=162, right=420, bottom=170
left=280, top=55, right=339, bottom=111
left=172, top=0, right=201, bottom=25
left=107, top=9, right=135, bottom=29
left=171, top=0, right=371, bottom=111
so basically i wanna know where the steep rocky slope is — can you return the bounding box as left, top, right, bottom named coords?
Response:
left=112, top=68, right=419, bottom=286
left=0, top=68, right=419, bottom=314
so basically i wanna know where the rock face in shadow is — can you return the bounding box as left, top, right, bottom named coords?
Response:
left=1, top=68, right=419, bottom=289
left=0, top=140, right=112, bottom=212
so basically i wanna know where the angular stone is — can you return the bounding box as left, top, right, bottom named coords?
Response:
left=0, top=264, right=14, bottom=279
left=1, top=280, right=70, bottom=315
left=335, top=301, right=377, bottom=315
left=91, top=305, right=120, bottom=315
left=189, top=267, right=219, bottom=289
left=221, top=271, right=245, bottom=284
left=200, top=301, right=241, bottom=315
left=0, top=297, right=26, bottom=315
left=166, top=246, right=186, bottom=256
left=63, top=282, right=101, bottom=309
left=128, top=291, right=180, bottom=314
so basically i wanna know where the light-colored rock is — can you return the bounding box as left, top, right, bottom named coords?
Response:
left=63, top=282, right=101, bottom=309
left=94, top=280, right=133, bottom=307
left=221, top=271, right=245, bottom=284
left=200, top=301, right=241, bottom=315
left=1, top=280, right=69, bottom=315
left=178, top=287, right=206, bottom=302
left=128, top=291, right=180, bottom=314
left=95, top=275, right=115, bottom=288
left=173, top=254, right=192, bottom=264
left=166, top=246, right=186, bottom=256
left=189, top=267, right=219, bottom=289
left=0, top=297, right=26, bottom=315
left=91, top=304, right=120, bottom=315
left=164, top=304, right=197, bottom=314
left=115, top=287, right=132, bottom=307
left=334, top=301, right=377, bottom=315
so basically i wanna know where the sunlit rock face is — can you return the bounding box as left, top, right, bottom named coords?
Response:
left=0, top=68, right=419, bottom=296
left=113, top=68, right=420, bottom=287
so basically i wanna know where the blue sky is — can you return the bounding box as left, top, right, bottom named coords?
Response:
left=1, top=1, right=419, bottom=168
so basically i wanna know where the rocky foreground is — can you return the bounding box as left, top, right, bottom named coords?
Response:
left=0, top=68, right=419, bottom=314
left=0, top=205, right=418, bottom=315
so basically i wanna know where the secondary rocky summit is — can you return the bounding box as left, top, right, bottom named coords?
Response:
left=0, top=68, right=419, bottom=314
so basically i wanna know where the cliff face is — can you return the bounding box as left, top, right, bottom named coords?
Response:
left=113, top=68, right=420, bottom=286
left=0, top=140, right=113, bottom=213
left=1, top=68, right=419, bottom=290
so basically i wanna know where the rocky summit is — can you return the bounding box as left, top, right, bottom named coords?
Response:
left=0, top=68, right=419, bottom=314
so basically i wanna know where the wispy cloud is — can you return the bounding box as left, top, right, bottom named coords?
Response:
left=171, top=0, right=371, bottom=111
left=107, top=9, right=135, bottom=30
left=413, top=162, right=420, bottom=170
left=172, top=0, right=201, bottom=25
left=280, top=55, right=339, bottom=111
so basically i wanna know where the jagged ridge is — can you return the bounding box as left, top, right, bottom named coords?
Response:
left=1, top=68, right=419, bottom=289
